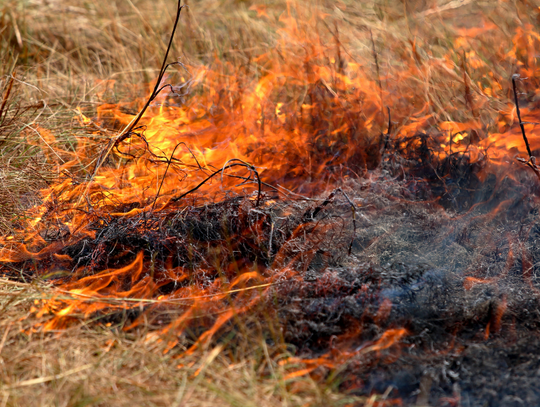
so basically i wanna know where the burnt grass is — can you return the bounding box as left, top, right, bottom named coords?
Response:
left=5, top=132, right=540, bottom=406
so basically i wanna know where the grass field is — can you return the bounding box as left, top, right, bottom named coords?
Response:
left=1, top=0, right=540, bottom=405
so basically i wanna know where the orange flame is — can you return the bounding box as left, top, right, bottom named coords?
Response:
left=2, top=1, right=540, bottom=386
left=364, top=328, right=409, bottom=353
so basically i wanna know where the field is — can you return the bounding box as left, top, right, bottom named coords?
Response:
left=1, top=0, right=540, bottom=406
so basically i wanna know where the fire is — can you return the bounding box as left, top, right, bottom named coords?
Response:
left=7, top=8, right=537, bottom=232
left=3, top=1, right=540, bottom=401
left=361, top=328, right=409, bottom=354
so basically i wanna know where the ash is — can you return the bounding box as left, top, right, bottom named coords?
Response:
left=276, top=147, right=540, bottom=406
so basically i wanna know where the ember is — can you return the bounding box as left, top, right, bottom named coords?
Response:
left=4, top=0, right=540, bottom=405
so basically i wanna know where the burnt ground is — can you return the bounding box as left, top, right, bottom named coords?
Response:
left=271, top=151, right=540, bottom=406
left=4, top=134, right=540, bottom=406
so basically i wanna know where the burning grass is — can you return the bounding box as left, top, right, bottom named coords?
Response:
left=4, top=0, right=540, bottom=405
left=0, top=280, right=358, bottom=407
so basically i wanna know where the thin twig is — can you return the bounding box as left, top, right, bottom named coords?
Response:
left=512, top=74, right=532, bottom=158
left=168, top=161, right=262, bottom=207
left=55, top=281, right=279, bottom=305
left=82, top=1, right=187, bottom=203
left=221, top=158, right=262, bottom=207
left=0, top=73, right=16, bottom=123
left=512, top=74, right=540, bottom=180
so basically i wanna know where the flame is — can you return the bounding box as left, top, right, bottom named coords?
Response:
left=363, top=328, right=409, bottom=353
left=7, top=9, right=538, bottom=235
left=463, top=276, right=494, bottom=291
left=2, top=1, right=540, bottom=392
left=279, top=327, right=408, bottom=385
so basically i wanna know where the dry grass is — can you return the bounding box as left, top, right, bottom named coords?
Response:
left=1, top=0, right=540, bottom=405
left=0, top=280, right=364, bottom=407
